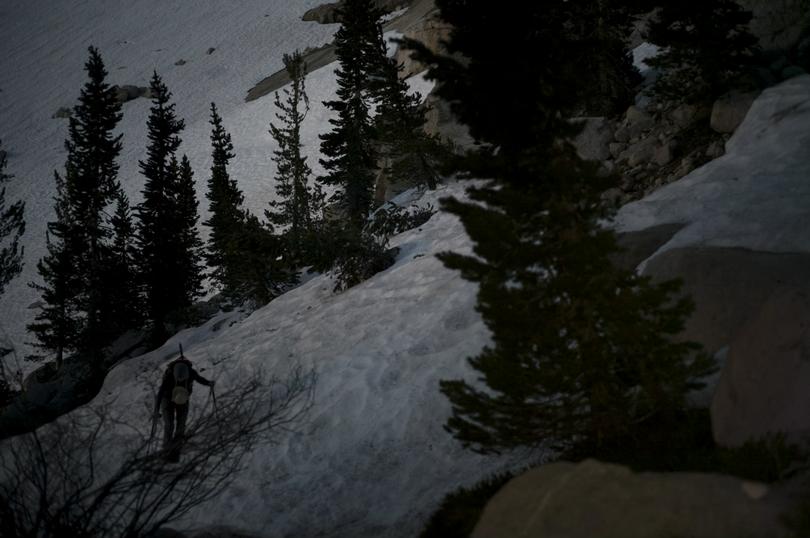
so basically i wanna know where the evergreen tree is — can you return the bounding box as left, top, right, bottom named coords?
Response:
left=100, top=190, right=142, bottom=337
left=646, top=0, right=759, bottom=103
left=406, top=0, right=714, bottom=452
left=204, top=103, right=244, bottom=293
left=28, top=175, right=82, bottom=368
left=568, top=0, right=642, bottom=115
left=136, top=72, right=201, bottom=341
left=266, top=52, right=319, bottom=262
left=318, top=0, right=382, bottom=231
left=173, top=155, right=205, bottom=308
left=0, top=140, right=25, bottom=297
left=29, top=46, right=124, bottom=368
left=372, top=40, right=444, bottom=191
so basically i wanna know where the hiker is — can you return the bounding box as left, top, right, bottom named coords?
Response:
left=154, top=352, right=214, bottom=460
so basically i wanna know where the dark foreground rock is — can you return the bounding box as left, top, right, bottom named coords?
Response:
left=472, top=460, right=795, bottom=538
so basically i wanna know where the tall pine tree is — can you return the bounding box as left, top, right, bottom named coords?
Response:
left=28, top=175, right=82, bottom=368
left=372, top=38, right=443, bottom=191
left=406, top=0, right=713, bottom=452
left=29, top=47, right=125, bottom=368
left=0, top=140, right=25, bottom=297
left=101, top=190, right=142, bottom=338
left=204, top=102, right=248, bottom=296
left=136, top=72, right=202, bottom=342
left=318, top=0, right=382, bottom=231
left=173, top=155, right=205, bottom=308
left=267, top=52, right=319, bottom=263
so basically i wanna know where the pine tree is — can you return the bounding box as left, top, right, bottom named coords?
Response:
left=318, top=0, right=382, bottom=231
left=266, top=52, right=319, bottom=262
left=100, top=191, right=142, bottom=338
left=203, top=103, right=244, bottom=295
left=136, top=72, right=201, bottom=341
left=646, top=0, right=759, bottom=103
left=28, top=175, right=82, bottom=368
left=568, top=0, right=642, bottom=115
left=29, top=46, right=125, bottom=368
left=405, top=0, right=714, bottom=453
left=0, top=140, right=25, bottom=297
left=372, top=41, right=443, bottom=191
left=173, top=155, right=205, bottom=308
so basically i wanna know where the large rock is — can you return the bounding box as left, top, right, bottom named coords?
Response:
left=423, top=91, right=473, bottom=148
left=736, top=0, right=810, bottom=52
left=302, top=0, right=412, bottom=24
left=712, top=287, right=810, bottom=447
left=710, top=90, right=760, bottom=134
left=472, top=460, right=793, bottom=538
left=394, top=14, right=450, bottom=78
left=112, top=84, right=150, bottom=103
left=641, top=247, right=810, bottom=356
left=301, top=2, right=340, bottom=24
left=573, top=117, right=615, bottom=162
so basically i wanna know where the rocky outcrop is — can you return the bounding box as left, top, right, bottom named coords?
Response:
left=573, top=117, right=615, bottom=162
left=472, top=459, right=794, bottom=538
left=112, top=84, right=150, bottom=103
left=422, top=92, right=472, bottom=149
left=641, top=247, right=810, bottom=356
left=572, top=102, right=723, bottom=204
left=712, top=287, right=810, bottom=447
left=302, top=0, right=413, bottom=24
left=393, top=13, right=450, bottom=78
left=710, top=90, right=760, bottom=133
left=302, top=2, right=341, bottom=24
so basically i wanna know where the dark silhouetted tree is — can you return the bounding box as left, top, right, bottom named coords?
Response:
left=646, top=0, right=759, bottom=102
left=136, top=72, right=202, bottom=342
left=267, top=52, right=321, bottom=263
left=318, top=0, right=382, bottom=231
left=406, top=0, right=714, bottom=453
left=204, top=103, right=244, bottom=294
left=101, top=190, right=142, bottom=337
left=29, top=47, right=125, bottom=369
left=0, top=140, right=25, bottom=297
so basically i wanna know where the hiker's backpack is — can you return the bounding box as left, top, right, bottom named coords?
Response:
left=171, top=360, right=191, bottom=405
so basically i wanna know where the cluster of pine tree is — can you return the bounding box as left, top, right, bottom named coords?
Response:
left=403, top=0, right=720, bottom=452
left=312, top=0, right=445, bottom=289
left=26, top=0, right=441, bottom=368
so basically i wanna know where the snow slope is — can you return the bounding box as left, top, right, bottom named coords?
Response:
left=0, top=0, right=431, bottom=370
left=71, top=181, right=524, bottom=537
left=614, top=75, right=810, bottom=264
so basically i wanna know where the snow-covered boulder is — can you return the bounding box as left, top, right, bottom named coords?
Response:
left=472, top=459, right=793, bottom=538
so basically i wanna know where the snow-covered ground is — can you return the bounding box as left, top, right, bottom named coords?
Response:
left=615, top=75, right=810, bottom=267
left=89, top=181, right=522, bottom=537
left=4, top=0, right=810, bottom=534
left=0, top=0, right=431, bottom=371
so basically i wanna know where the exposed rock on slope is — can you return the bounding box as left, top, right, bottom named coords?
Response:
left=712, top=287, right=810, bottom=447
left=472, top=460, right=795, bottom=538
left=615, top=75, right=810, bottom=445
left=247, top=0, right=437, bottom=102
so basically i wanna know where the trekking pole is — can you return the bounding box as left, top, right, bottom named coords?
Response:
left=148, top=400, right=159, bottom=454
left=179, top=342, right=184, bottom=358
left=210, top=385, right=218, bottom=418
